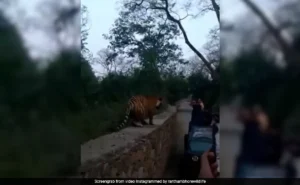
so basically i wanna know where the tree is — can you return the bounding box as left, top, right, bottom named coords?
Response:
left=31, top=0, right=81, bottom=51
left=0, top=10, right=39, bottom=117
left=221, top=1, right=300, bottom=140
left=81, top=4, right=92, bottom=61
left=0, top=4, right=83, bottom=177
left=242, top=0, right=298, bottom=64
left=210, top=0, right=220, bottom=24
left=182, top=0, right=220, bottom=106
left=79, top=5, right=100, bottom=107
left=203, top=26, right=220, bottom=68
left=92, top=48, right=120, bottom=75
left=274, top=0, right=300, bottom=37
left=103, top=7, right=186, bottom=75
left=184, top=0, right=220, bottom=65
left=120, top=0, right=219, bottom=80
left=184, top=0, right=220, bottom=24
left=2, top=0, right=81, bottom=60
left=186, top=56, right=209, bottom=77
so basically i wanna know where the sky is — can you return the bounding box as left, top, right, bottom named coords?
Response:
left=81, top=0, right=280, bottom=74
left=222, top=0, right=282, bottom=58
left=221, top=0, right=278, bottom=20
left=2, top=0, right=81, bottom=62
left=81, top=0, right=218, bottom=60
left=81, top=0, right=279, bottom=61
left=2, top=0, right=280, bottom=69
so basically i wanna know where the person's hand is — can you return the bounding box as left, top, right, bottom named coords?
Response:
left=199, top=151, right=219, bottom=178
left=253, top=105, right=270, bottom=132
left=198, top=99, right=205, bottom=110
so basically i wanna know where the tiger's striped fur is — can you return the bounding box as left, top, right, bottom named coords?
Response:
left=116, top=95, right=163, bottom=130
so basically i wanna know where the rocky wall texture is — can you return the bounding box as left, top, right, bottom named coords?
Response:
left=79, top=106, right=176, bottom=178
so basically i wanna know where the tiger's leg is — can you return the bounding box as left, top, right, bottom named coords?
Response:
left=132, top=120, right=143, bottom=127
left=140, top=119, right=149, bottom=125
left=132, top=116, right=143, bottom=127
left=149, top=113, right=154, bottom=125
left=138, top=107, right=148, bottom=125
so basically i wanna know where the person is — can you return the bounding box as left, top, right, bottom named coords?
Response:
left=189, top=99, right=219, bottom=178
left=189, top=99, right=206, bottom=132
left=190, top=99, right=205, bottom=121
left=237, top=105, right=272, bottom=133
left=235, top=105, right=283, bottom=177
left=199, top=151, right=219, bottom=178
left=190, top=98, right=204, bottom=109
left=211, top=113, right=220, bottom=174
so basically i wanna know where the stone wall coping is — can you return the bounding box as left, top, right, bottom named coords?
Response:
left=80, top=105, right=176, bottom=170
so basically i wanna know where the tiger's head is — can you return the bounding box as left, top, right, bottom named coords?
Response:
left=156, top=97, right=163, bottom=109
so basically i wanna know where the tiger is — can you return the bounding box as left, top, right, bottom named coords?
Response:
left=116, top=95, right=163, bottom=130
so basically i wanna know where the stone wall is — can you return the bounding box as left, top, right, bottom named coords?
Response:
left=79, top=106, right=177, bottom=178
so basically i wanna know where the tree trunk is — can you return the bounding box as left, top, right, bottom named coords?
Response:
left=210, top=0, right=220, bottom=25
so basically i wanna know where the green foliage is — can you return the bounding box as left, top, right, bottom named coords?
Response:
left=221, top=50, right=283, bottom=105
left=0, top=1, right=217, bottom=177
left=0, top=4, right=190, bottom=177
left=0, top=121, right=79, bottom=177
left=220, top=0, right=300, bottom=137
left=164, top=75, right=189, bottom=104
left=188, top=71, right=219, bottom=110
left=81, top=5, right=90, bottom=59
left=103, top=8, right=186, bottom=73
left=0, top=10, right=83, bottom=177
left=97, top=68, right=188, bottom=105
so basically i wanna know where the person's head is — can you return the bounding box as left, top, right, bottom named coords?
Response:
left=237, top=105, right=270, bottom=132
left=190, top=98, right=204, bottom=110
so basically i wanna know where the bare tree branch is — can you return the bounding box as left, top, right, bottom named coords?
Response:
left=169, top=4, right=191, bottom=21
left=147, top=0, right=217, bottom=79
left=179, top=13, right=191, bottom=21
left=210, top=0, right=220, bottom=24
left=242, top=0, right=295, bottom=63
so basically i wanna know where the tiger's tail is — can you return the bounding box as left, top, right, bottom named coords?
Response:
left=116, top=105, right=131, bottom=131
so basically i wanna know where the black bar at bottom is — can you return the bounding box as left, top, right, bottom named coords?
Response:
left=0, top=178, right=293, bottom=185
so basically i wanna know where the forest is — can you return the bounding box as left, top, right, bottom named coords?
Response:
left=0, top=0, right=299, bottom=178
left=0, top=0, right=219, bottom=177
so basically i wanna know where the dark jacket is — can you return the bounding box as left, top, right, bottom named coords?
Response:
left=190, top=104, right=205, bottom=126
left=239, top=122, right=282, bottom=164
